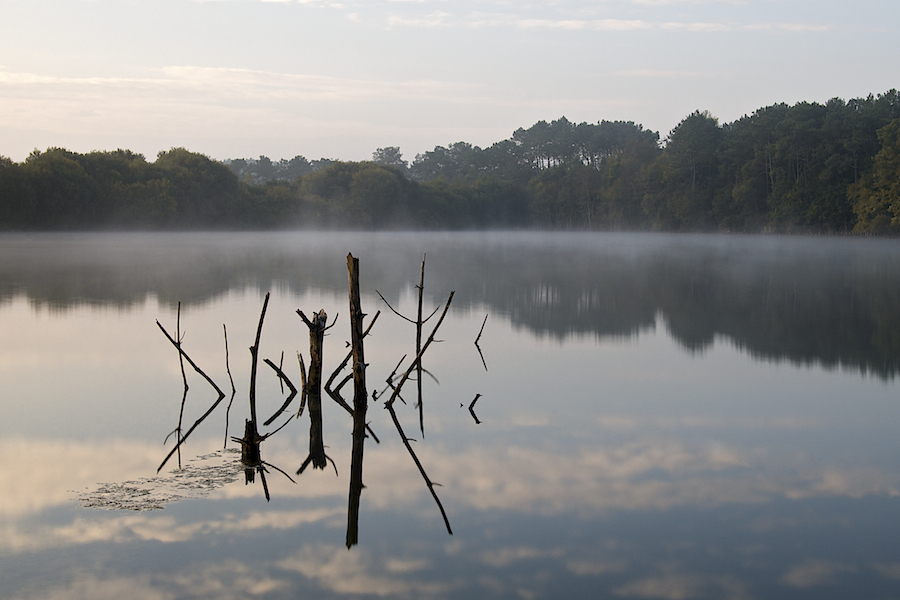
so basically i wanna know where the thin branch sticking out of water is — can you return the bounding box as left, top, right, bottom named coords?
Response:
left=155, top=319, right=226, bottom=474
left=384, top=290, right=456, bottom=536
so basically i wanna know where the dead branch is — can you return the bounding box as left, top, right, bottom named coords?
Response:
left=223, top=324, right=237, bottom=447
left=296, top=308, right=329, bottom=472
left=468, top=394, right=483, bottom=424
left=385, top=403, right=453, bottom=535
left=475, top=314, right=488, bottom=345
left=415, top=255, right=425, bottom=437
left=323, top=310, right=382, bottom=444
left=156, top=319, right=226, bottom=473
left=475, top=314, right=488, bottom=371
left=385, top=292, right=454, bottom=410
left=346, top=253, right=369, bottom=547
left=374, top=353, right=406, bottom=404
left=175, top=302, right=188, bottom=469
left=248, top=293, right=271, bottom=428
left=296, top=352, right=307, bottom=418
left=262, top=358, right=298, bottom=426
left=259, top=467, right=270, bottom=501
left=383, top=291, right=455, bottom=535
left=376, top=254, right=443, bottom=438
left=375, top=291, right=416, bottom=324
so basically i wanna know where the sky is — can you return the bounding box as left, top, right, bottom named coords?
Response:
left=1, top=0, right=898, bottom=164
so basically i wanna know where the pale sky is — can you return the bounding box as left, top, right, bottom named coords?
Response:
left=1, top=0, right=897, bottom=163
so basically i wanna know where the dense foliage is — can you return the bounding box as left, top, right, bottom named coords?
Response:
left=2, top=90, right=899, bottom=232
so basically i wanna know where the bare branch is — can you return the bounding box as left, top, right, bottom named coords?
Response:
left=262, top=358, right=298, bottom=426
left=385, top=401, right=452, bottom=535
left=375, top=290, right=417, bottom=324
left=156, top=319, right=227, bottom=473
left=468, top=394, right=483, bottom=425
left=475, top=314, right=488, bottom=345
left=248, top=293, right=271, bottom=427
left=175, top=303, right=188, bottom=469
left=296, top=352, right=307, bottom=418
left=385, top=292, right=455, bottom=410
left=475, top=314, right=489, bottom=372
left=223, top=324, right=237, bottom=447
left=382, top=291, right=455, bottom=535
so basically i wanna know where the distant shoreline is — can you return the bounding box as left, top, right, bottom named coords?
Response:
left=2, top=90, right=899, bottom=235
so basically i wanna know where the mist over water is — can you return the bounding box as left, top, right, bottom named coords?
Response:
left=1, top=231, right=899, bottom=600
left=2, top=231, right=898, bottom=376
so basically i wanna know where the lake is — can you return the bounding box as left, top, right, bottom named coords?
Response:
left=1, top=231, right=899, bottom=600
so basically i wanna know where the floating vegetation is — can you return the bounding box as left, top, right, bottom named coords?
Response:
left=77, top=449, right=243, bottom=511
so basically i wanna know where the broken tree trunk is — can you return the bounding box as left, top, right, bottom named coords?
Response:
left=247, top=292, right=271, bottom=438
left=346, top=253, right=368, bottom=548
left=237, top=418, right=262, bottom=466
left=297, top=308, right=329, bottom=472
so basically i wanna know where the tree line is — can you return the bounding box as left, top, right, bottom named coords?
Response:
left=1, top=90, right=898, bottom=233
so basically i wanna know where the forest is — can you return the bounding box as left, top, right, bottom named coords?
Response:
left=1, top=90, right=899, bottom=234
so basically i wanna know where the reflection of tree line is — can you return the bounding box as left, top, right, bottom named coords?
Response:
left=1, top=234, right=897, bottom=378
left=460, top=241, right=900, bottom=379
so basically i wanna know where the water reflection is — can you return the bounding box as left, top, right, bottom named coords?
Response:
left=2, top=232, right=899, bottom=600
left=1, top=232, right=897, bottom=377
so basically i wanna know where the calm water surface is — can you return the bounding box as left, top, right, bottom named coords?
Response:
left=1, top=231, right=899, bottom=600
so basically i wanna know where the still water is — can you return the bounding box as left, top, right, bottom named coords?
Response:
left=1, top=231, right=898, bottom=599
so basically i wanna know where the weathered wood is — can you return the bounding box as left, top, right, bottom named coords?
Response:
left=155, top=319, right=226, bottom=473
left=237, top=418, right=262, bottom=465
left=176, top=302, right=187, bottom=468
left=468, top=393, right=483, bottom=424
left=262, top=358, right=298, bottom=426
left=475, top=314, right=488, bottom=371
left=297, top=308, right=328, bottom=472
left=384, top=291, right=455, bottom=535
left=346, top=253, right=368, bottom=548
left=324, top=310, right=381, bottom=444
left=223, top=324, right=237, bottom=447
left=415, top=254, right=425, bottom=436
left=248, top=292, right=271, bottom=429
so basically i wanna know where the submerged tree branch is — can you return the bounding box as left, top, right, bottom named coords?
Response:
left=156, top=319, right=226, bottom=473
left=262, top=358, right=298, bottom=427
left=384, top=291, right=455, bottom=535
left=223, top=324, right=237, bottom=447
left=468, top=393, right=483, bottom=425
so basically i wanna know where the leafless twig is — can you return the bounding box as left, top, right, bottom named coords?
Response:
left=384, top=291, right=455, bottom=535
left=156, top=319, right=226, bottom=473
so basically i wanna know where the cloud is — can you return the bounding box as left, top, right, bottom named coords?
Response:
left=164, top=560, right=289, bottom=597
left=7, top=562, right=291, bottom=600
left=0, top=438, right=161, bottom=518
left=0, top=66, right=488, bottom=132
left=614, top=69, right=710, bottom=79
left=3, top=505, right=345, bottom=554
left=387, top=10, right=452, bottom=27
left=780, top=559, right=858, bottom=588
left=5, top=575, right=173, bottom=600
left=516, top=18, right=652, bottom=31
left=872, top=562, right=900, bottom=580
left=480, top=545, right=564, bottom=568
left=278, top=543, right=452, bottom=597
left=4, top=434, right=899, bottom=555
left=745, top=22, right=833, bottom=33
left=614, top=572, right=751, bottom=600
left=509, top=18, right=831, bottom=33
left=782, top=467, right=899, bottom=500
